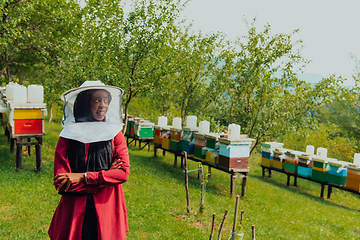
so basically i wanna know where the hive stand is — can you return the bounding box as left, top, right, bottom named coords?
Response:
left=154, top=144, right=250, bottom=197
left=126, top=135, right=153, bottom=151
left=7, top=127, right=45, bottom=171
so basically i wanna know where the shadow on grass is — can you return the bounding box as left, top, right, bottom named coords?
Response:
left=128, top=147, right=230, bottom=196
left=251, top=170, right=360, bottom=213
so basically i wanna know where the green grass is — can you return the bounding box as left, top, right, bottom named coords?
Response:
left=1, top=122, right=360, bottom=239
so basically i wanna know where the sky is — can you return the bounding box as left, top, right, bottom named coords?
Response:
left=181, top=0, right=360, bottom=84
left=80, top=0, right=360, bottom=84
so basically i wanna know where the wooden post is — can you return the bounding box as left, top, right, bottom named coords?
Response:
left=199, top=164, right=204, bottom=214
left=27, top=137, right=31, bottom=156
left=230, top=173, right=235, bottom=196
left=209, top=213, right=216, bottom=240
left=241, top=173, right=248, bottom=198
left=232, top=195, right=240, bottom=237
left=217, top=209, right=228, bottom=240
left=16, top=141, right=23, bottom=170
left=320, top=184, right=325, bottom=198
left=287, top=174, right=290, bottom=186
left=240, top=210, right=245, bottom=225
left=327, top=185, right=333, bottom=199
left=184, top=152, right=190, bottom=213
left=252, top=225, right=256, bottom=240
left=35, top=137, right=42, bottom=171
left=10, top=138, right=15, bottom=154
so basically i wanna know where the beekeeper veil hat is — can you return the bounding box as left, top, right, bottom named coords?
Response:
left=60, top=80, right=124, bottom=143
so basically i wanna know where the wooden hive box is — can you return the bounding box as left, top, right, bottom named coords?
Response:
left=346, top=165, right=360, bottom=192
left=9, top=103, right=46, bottom=136
left=206, top=148, right=218, bottom=166
left=135, top=121, right=154, bottom=138
left=218, top=155, right=249, bottom=171
left=170, top=127, right=182, bottom=142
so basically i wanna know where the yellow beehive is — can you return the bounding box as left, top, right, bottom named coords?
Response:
left=206, top=150, right=218, bottom=165
left=14, top=109, right=43, bottom=119
left=162, top=138, right=170, bottom=150
left=261, top=158, right=273, bottom=168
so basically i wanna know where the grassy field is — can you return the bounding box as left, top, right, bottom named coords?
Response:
left=1, top=122, right=360, bottom=239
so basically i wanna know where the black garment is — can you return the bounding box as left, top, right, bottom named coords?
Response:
left=68, top=139, right=113, bottom=173
left=82, top=194, right=98, bottom=240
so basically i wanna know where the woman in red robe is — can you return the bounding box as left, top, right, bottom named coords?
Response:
left=48, top=81, right=129, bottom=240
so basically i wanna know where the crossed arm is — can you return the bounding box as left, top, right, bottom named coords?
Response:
left=53, top=133, right=130, bottom=194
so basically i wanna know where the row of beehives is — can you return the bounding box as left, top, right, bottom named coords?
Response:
left=261, top=142, right=360, bottom=192
left=0, top=83, right=46, bottom=136
left=152, top=116, right=255, bottom=172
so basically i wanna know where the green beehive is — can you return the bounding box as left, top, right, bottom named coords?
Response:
left=135, top=121, right=154, bottom=138
left=311, top=169, right=328, bottom=182
left=194, top=146, right=206, bottom=161
left=327, top=174, right=346, bottom=186
left=204, top=133, right=221, bottom=149
left=284, top=162, right=297, bottom=174
left=170, top=140, right=182, bottom=152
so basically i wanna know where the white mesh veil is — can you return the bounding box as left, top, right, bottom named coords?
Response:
left=59, top=81, right=124, bottom=143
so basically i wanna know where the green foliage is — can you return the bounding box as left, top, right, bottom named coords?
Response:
left=282, top=122, right=357, bottom=163
left=0, top=0, right=81, bottom=83
left=148, top=27, right=225, bottom=123
left=215, top=19, right=342, bottom=151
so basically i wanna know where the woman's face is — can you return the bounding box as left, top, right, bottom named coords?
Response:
left=89, top=90, right=110, bottom=121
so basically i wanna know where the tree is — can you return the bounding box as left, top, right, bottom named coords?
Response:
left=61, top=0, right=190, bottom=132
left=111, top=0, right=189, bottom=132
left=0, top=0, right=80, bottom=83
left=149, top=27, right=224, bottom=123
left=216, top=20, right=340, bottom=152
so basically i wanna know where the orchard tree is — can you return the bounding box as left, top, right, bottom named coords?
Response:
left=148, top=26, right=224, bottom=124
left=217, top=20, right=340, bottom=152
left=60, top=0, right=189, bottom=132
left=111, top=0, right=188, bottom=132
left=0, top=0, right=80, bottom=83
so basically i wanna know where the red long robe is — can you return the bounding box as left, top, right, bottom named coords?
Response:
left=48, top=132, right=129, bottom=240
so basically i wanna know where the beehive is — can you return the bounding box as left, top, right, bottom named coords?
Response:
left=205, top=148, right=218, bottom=166
left=193, top=132, right=207, bottom=161
left=135, top=121, right=154, bottom=138
left=272, top=150, right=286, bottom=170
left=161, top=126, right=171, bottom=150
left=328, top=161, right=348, bottom=186
left=170, top=127, right=182, bottom=142
left=181, top=127, right=197, bottom=156
left=346, top=165, right=360, bottom=192
left=217, top=137, right=255, bottom=170
left=261, top=142, right=284, bottom=169
left=9, top=103, right=46, bottom=136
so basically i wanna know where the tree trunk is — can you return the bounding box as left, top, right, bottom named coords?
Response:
left=209, top=213, right=216, bottom=240
left=48, top=100, right=53, bottom=123
left=122, top=94, right=132, bottom=135
left=217, top=209, right=228, bottom=240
